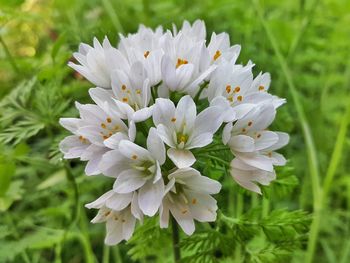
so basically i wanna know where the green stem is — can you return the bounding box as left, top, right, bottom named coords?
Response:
left=198, top=154, right=230, bottom=167
left=171, top=216, right=181, bottom=262
left=102, top=245, right=110, bottom=263
left=194, top=82, right=208, bottom=102
left=0, top=36, right=19, bottom=74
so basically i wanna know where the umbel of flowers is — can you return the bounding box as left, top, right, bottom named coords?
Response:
left=60, top=20, right=289, bottom=245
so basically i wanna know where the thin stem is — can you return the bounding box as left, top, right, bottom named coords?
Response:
left=171, top=216, right=181, bottom=263
left=0, top=36, right=20, bottom=73
left=194, top=82, right=208, bottom=102
left=198, top=154, right=230, bottom=167
left=102, top=245, right=110, bottom=263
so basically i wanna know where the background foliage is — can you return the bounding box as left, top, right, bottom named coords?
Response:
left=0, top=0, right=349, bottom=262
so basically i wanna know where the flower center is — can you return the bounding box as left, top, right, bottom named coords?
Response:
left=176, top=58, right=188, bottom=68
left=213, top=50, right=221, bottom=61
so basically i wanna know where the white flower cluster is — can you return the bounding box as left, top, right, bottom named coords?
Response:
left=60, top=20, right=289, bottom=245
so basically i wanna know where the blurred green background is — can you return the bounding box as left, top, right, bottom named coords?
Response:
left=0, top=0, right=349, bottom=262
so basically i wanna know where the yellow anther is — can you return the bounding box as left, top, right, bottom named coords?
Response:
left=122, top=85, right=127, bottom=91
left=179, top=135, right=187, bottom=143
left=181, top=209, right=188, bottom=214
left=104, top=211, right=111, bottom=217
left=213, top=50, right=221, bottom=61
left=113, top=125, right=120, bottom=131
left=176, top=58, right=188, bottom=68
left=101, top=123, right=106, bottom=129
left=122, top=97, right=128, bottom=102
left=192, top=198, right=197, bottom=205
left=259, top=85, right=265, bottom=91
left=227, top=96, right=233, bottom=102
left=248, top=121, right=253, bottom=126
left=237, top=95, right=243, bottom=102
left=136, top=89, right=141, bottom=94
left=234, top=86, right=241, bottom=93
left=132, top=155, right=138, bottom=160
left=114, top=216, right=119, bottom=221
left=267, top=152, right=272, bottom=157
left=103, top=135, right=109, bottom=140
left=144, top=51, right=150, bottom=58
left=257, top=133, right=261, bottom=138
left=226, top=85, right=232, bottom=93
left=122, top=219, right=126, bottom=223
left=171, top=117, right=177, bottom=122
left=106, top=117, right=112, bottom=123
left=242, top=128, right=246, bottom=133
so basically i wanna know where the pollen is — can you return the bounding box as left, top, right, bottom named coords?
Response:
left=242, top=128, right=246, bottom=133
left=192, top=198, right=197, bottom=205
left=181, top=209, right=188, bottom=214
left=132, top=154, right=138, bottom=160
left=136, top=89, right=141, bottom=94
left=234, top=86, right=241, bottom=93
left=176, top=58, right=188, bottom=68
left=122, top=84, right=127, bottom=91
left=226, top=85, right=232, bottom=93
left=104, top=211, right=111, bottom=217
left=113, top=125, right=120, bottom=131
left=248, top=121, right=253, bottom=126
left=122, top=219, right=126, bottom=223
left=114, top=216, right=119, bottom=221
left=227, top=96, right=233, bottom=102
left=101, top=123, right=106, bottom=129
left=122, top=97, right=128, bottom=102
left=171, top=117, right=176, bottom=122
left=106, top=117, right=112, bottom=123
left=237, top=95, right=243, bottom=101
left=103, top=135, right=109, bottom=140
left=267, top=152, right=272, bottom=157
left=259, top=85, right=265, bottom=91
left=179, top=135, right=187, bottom=143
left=213, top=50, right=221, bottom=61
left=144, top=50, right=150, bottom=58
left=257, top=133, right=261, bottom=138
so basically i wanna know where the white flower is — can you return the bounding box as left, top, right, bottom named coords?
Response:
left=99, top=128, right=166, bottom=216
left=59, top=94, right=135, bottom=175
left=153, top=95, right=223, bottom=168
left=85, top=190, right=142, bottom=245
left=111, top=62, right=154, bottom=122
left=160, top=168, right=221, bottom=235
left=69, top=37, right=129, bottom=88
left=160, top=29, right=217, bottom=96
left=230, top=158, right=276, bottom=194
left=118, top=25, right=164, bottom=86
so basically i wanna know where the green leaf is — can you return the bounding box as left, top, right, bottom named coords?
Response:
left=0, top=162, right=16, bottom=196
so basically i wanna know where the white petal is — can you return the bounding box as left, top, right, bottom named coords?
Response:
left=194, top=106, right=223, bottom=135
left=228, top=135, right=255, bottom=153
left=237, top=154, right=274, bottom=172
left=167, top=148, right=196, bottom=168
left=187, top=132, right=213, bottom=149
left=119, top=140, right=152, bottom=160
left=113, top=169, right=147, bottom=193
left=105, top=217, right=124, bottom=245
left=138, top=179, right=164, bottom=216
left=133, top=106, right=153, bottom=122
left=106, top=192, right=133, bottom=211
left=85, top=190, right=114, bottom=209
left=147, top=127, right=166, bottom=165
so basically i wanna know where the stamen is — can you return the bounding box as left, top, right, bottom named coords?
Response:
left=176, top=58, right=188, bottom=68
left=104, top=211, right=111, bottom=217
left=114, top=216, right=119, bottom=221
left=122, top=97, right=128, bottom=102
left=226, top=85, right=232, bottom=93
left=179, top=135, right=187, bottom=143
left=144, top=51, right=150, bottom=58
left=213, top=50, right=221, bottom=61
left=257, top=133, right=261, bottom=138
left=259, top=85, right=265, bottom=91
left=132, top=155, right=138, bottom=160
left=237, top=95, right=243, bottom=102
left=181, top=209, right=188, bottom=214
left=171, top=117, right=176, bottom=122
left=106, top=117, right=112, bottom=123
left=267, top=152, right=272, bottom=157
left=136, top=89, right=141, bottom=94
left=122, top=85, right=127, bottom=91
left=242, top=128, right=246, bottom=133
left=227, top=96, right=233, bottom=102
left=192, top=198, right=197, bottom=204
left=248, top=121, right=253, bottom=126
left=101, top=123, right=106, bottom=129
left=234, top=86, right=241, bottom=93
left=122, top=219, right=126, bottom=223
